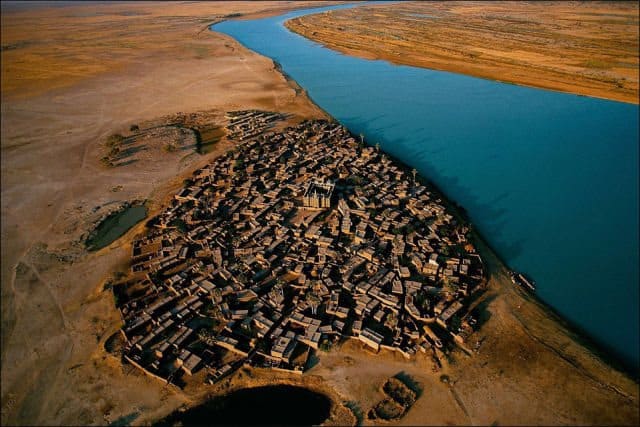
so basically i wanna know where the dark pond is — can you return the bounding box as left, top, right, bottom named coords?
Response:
left=154, top=385, right=331, bottom=426
left=86, top=205, right=147, bottom=251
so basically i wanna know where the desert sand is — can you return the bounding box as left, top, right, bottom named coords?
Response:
left=286, top=1, right=639, bottom=104
left=1, top=1, right=638, bottom=426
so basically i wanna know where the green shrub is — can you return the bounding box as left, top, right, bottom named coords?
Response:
left=106, top=133, right=124, bottom=147
left=100, top=156, right=113, bottom=167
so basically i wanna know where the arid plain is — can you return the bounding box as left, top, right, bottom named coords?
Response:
left=1, top=1, right=639, bottom=426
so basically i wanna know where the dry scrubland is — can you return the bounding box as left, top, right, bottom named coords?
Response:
left=1, top=1, right=639, bottom=426
left=286, top=1, right=639, bottom=104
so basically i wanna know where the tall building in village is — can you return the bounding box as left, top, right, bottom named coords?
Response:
left=303, top=180, right=334, bottom=209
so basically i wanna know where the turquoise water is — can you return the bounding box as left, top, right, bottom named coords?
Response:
left=212, top=5, right=639, bottom=371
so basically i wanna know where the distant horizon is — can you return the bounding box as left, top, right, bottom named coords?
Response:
left=1, top=0, right=135, bottom=11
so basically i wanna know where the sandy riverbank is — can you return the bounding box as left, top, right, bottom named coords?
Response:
left=286, top=1, right=639, bottom=104
left=1, top=1, right=638, bottom=426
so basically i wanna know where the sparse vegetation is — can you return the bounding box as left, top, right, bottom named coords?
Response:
left=102, top=133, right=126, bottom=166
left=100, top=156, right=114, bottom=167
left=106, top=133, right=125, bottom=147
left=368, top=377, right=417, bottom=421
left=234, top=157, right=245, bottom=170
left=109, top=146, right=121, bottom=157
left=163, top=142, right=177, bottom=152
left=169, top=218, right=187, bottom=233
left=449, top=314, right=462, bottom=333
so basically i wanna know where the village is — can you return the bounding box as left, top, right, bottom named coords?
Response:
left=113, top=110, right=487, bottom=388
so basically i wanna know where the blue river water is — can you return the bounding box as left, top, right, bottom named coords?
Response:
left=212, top=4, right=639, bottom=371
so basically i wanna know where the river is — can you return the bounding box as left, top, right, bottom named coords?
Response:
left=212, top=4, right=639, bottom=371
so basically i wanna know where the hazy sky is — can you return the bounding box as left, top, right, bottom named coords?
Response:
left=1, top=1, right=128, bottom=11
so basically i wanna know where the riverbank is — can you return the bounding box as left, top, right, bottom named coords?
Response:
left=212, top=6, right=639, bottom=425
left=124, top=111, right=638, bottom=426
left=305, top=127, right=640, bottom=425
left=218, top=0, right=639, bottom=377
left=1, top=2, right=337, bottom=425
left=391, top=148, right=638, bottom=380
left=285, top=1, right=639, bottom=104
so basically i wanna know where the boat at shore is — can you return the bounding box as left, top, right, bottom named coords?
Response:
left=509, top=270, right=536, bottom=293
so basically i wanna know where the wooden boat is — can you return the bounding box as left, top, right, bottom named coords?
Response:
left=509, top=270, right=536, bottom=292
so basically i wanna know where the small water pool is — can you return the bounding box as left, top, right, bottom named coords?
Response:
left=154, top=385, right=332, bottom=426
left=86, top=205, right=147, bottom=251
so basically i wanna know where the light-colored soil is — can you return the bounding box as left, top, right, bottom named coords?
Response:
left=1, top=2, right=333, bottom=425
left=286, top=1, right=639, bottom=104
left=1, top=1, right=638, bottom=426
left=0, top=1, right=341, bottom=101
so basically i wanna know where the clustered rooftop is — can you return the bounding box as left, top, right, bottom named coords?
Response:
left=115, top=110, right=486, bottom=387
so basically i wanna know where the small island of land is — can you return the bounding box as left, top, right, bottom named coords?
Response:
left=286, top=1, right=639, bottom=104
